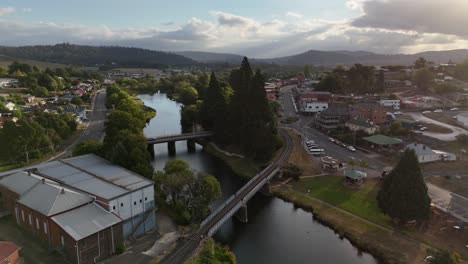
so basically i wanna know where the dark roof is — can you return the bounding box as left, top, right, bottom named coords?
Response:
left=345, top=170, right=367, bottom=180
left=363, top=134, right=402, bottom=145
left=319, top=103, right=349, bottom=116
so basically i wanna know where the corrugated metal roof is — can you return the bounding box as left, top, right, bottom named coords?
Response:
left=0, top=154, right=153, bottom=200
left=52, top=203, right=122, bottom=241
left=0, top=172, right=40, bottom=195
left=18, top=183, right=92, bottom=216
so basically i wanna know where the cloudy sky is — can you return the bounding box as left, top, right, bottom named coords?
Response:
left=1, top=0, right=467, bottom=58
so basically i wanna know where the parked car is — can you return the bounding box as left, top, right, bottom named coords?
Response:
left=348, top=146, right=356, bottom=152
left=328, top=137, right=335, bottom=143
left=450, top=107, right=459, bottom=111
left=453, top=116, right=457, bottom=119
left=307, top=140, right=315, bottom=144
left=394, top=111, right=402, bottom=115
left=433, top=109, right=443, bottom=113
left=341, top=143, right=347, bottom=148
left=422, top=110, right=431, bottom=114
left=420, top=127, right=428, bottom=131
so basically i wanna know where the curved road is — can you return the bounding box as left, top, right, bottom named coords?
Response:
left=407, top=112, right=468, bottom=141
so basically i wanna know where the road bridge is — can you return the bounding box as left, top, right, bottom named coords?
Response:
left=146, top=131, right=213, bottom=156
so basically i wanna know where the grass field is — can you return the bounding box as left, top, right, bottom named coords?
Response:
left=424, top=112, right=465, bottom=129
left=287, top=130, right=321, bottom=176
left=0, top=215, right=66, bottom=264
left=290, top=176, right=392, bottom=227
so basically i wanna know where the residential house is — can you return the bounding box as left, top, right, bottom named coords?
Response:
left=345, top=119, right=378, bottom=135
left=406, top=143, right=456, bottom=163
left=379, top=99, right=400, bottom=110
left=4, top=102, right=15, bottom=111
left=0, top=241, right=21, bottom=264
left=298, top=91, right=332, bottom=114
left=350, top=103, right=388, bottom=125
left=0, top=78, right=19, bottom=88
left=314, top=103, right=350, bottom=131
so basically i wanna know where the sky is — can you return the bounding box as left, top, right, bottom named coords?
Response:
left=0, top=0, right=468, bottom=58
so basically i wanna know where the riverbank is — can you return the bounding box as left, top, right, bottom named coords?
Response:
left=184, top=238, right=236, bottom=264
left=204, top=143, right=260, bottom=179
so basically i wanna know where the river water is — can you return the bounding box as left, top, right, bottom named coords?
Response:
left=139, top=93, right=378, bottom=264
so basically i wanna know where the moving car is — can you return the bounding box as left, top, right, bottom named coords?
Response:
left=433, top=109, right=443, bottom=113
left=422, top=110, right=431, bottom=114
left=348, top=146, right=356, bottom=152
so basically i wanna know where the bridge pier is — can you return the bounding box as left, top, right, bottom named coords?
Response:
left=187, top=139, right=196, bottom=153
left=234, top=204, right=248, bottom=223
left=147, top=144, right=155, bottom=159
left=167, top=141, right=176, bottom=156
left=260, top=181, right=272, bottom=196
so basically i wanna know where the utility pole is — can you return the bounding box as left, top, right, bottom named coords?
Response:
left=24, top=146, right=29, bottom=165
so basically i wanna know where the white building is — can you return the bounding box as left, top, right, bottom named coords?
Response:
left=4, top=102, right=16, bottom=111
left=302, top=101, right=328, bottom=113
left=0, top=78, right=18, bottom=88
left=345, top=119, right=378, bottom=135
left=406, top=143, right=456, bottom=163
left=379, top=99, right=400, bottom=110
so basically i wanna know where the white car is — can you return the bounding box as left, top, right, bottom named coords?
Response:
left=348, top=146, right=356, bottom=152
left=422, top=110, right=431, bottom=114
left=328, top=137, right=335, bottom=143
left=433, top=109, right=443, bottom=113
left=393, top=111, right=402, bottom=115
left=420, top=127, right=429, bottom=131
left=450, top=107, right=459, bottom=111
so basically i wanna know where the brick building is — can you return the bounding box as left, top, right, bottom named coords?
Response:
left=0, top=154, right=156, bottom=264
left=350, top=103, right=388, bottom=125
left=0, top=241, right=21, bottom=264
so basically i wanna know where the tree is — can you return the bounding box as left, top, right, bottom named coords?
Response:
left=347, top=64, right=375, bottom=93
left=454, top=59, right=468, bottom=82
left=70, top=97, right=83, bottom=106
left=413, top=68, right=434, bottom=92
left=283, top=163, right=302, bottom=181
left=316, top=73, right=344, bottom=93
left=377, top=149, right=431, bottom=224
left=175, top=81, right=199, bottom=105
left=200, top=72, right=228, bottom=131
left=304, top=64, right=311, bottom=78
left=154, top=159, right=221, bottom=224
left=73, top=140, right=103, bottom=156
left=414, top=57, right=427, bottom=69
left=426, top=249, right=463, bottom=264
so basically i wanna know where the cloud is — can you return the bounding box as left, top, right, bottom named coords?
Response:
left=0, top=7, right=15, bottom=16
left=286, top=12, right=303, bottom=19
left=352, top=0, right=468, bottom=37
left=22, top=8, right=32, bottom=13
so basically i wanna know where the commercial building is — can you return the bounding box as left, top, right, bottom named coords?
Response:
left=314, top=103, right=350, bottom=131
left=406, top=143, right=456, bottom=163
left=379, top=99, right=401, bottom=110
left=0, top=154, right=155, bottom=264
left=345, top=119, right=378, bottom=135
left=350, top=103, right=388, bottom=125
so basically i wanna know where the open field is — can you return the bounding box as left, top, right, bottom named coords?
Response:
left=287, top=130, right=321, bottom=176
left=419, top=121, right=453, bottom=134
left=0, top=215, right=66, bottom=264
left=275, top=176, right=468, bottom=262
left=426, top=176, right=468, bottom=197
left=0, top=55, right=98, bottom=71
left=423, top=112, right=465, bottom=129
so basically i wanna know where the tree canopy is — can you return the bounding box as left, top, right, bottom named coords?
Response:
left=377, top=149, right=431, bottom=223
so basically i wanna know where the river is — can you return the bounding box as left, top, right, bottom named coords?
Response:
left=139, top=93, right=378, bottom=264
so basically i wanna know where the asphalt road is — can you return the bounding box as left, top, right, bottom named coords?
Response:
left=43, top=90, right=107, bottom=162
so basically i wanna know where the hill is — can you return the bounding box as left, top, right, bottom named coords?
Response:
left=0, top=43, right=197, bottom=68
left=175, top=51, right=245, bottom=64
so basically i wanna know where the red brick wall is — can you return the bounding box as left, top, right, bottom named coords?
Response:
left=16, top=204, right=51, bottom=246
left=0, top=186, right=19, bottom=214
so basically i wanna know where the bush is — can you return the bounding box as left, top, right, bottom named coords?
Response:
left=115, top=243, right=125, bottom=255
left=283, top=163, right=303, bottom=181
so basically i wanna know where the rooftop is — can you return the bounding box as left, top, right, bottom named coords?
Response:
left=18, top=181, right=92, bottom=216
left=51, top=203, right=122, bottom=241
left=0, top=171, right=40, bottom=195
left=346, top=119, right=376, bottom=128
left=363, top=134, right=402, bottom=145
left=344, top=170, right=367, bottom=180
left=0, top=241, right=20, bottom=262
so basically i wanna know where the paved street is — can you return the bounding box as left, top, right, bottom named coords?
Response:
left=408, top=112, right=468, bottom=141
left=43, top=90, right=107, bottom=162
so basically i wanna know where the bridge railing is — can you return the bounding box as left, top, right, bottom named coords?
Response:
left=201, top=194, right=236, bottom=227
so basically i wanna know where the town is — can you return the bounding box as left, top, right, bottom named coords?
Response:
left=0, top=1, right=467, bottom=264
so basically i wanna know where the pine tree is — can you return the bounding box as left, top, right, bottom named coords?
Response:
left=200, top=72, right=227, bottom=131
left=377, top=149, right=431, bottom=223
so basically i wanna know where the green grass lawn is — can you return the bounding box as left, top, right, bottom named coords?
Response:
left=204, top=144, right=260, bottom=179
left=0, top=215, right=66, bottom=264
left=290, top=176, right=392, bottom=227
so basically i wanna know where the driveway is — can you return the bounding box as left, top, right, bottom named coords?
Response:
left=407, top=112, right=468, bottom=141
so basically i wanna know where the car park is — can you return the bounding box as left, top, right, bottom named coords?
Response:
left=348, top=146, right=356, bottom=152
left=341, top=143, right=347, bottom=148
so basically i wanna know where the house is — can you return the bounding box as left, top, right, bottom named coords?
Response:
left=345, top=119, right=378, bottom=135
left=314, top=103, right=350, bottom=131
left=23, top=95, right=36, bottom=104
left=379, top=99, right=400, bottom=110
left=4, top=102, right=15, bottom=111
left=0, top=154, right=156, bottom=264
left=0, top=241, right=21, bottom=264
left=0, top=78, right=19, bottom=88
left=406, top=143, right=456, bottom=163
left=350, top=103, right=388, bottom=125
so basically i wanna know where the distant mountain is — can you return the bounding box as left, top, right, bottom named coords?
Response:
left=263, top=49, right=468, bottom=66
left=176, top=51, right=245, bottom=64
left=180, top=49, right=468, bottom=66
left=0, top=43, right=197, bottom=68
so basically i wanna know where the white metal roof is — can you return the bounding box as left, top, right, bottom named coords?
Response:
left=51, top=203, right=122, bottom=241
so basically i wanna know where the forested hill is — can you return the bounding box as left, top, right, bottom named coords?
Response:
left=0, top=44, right=197, bottom=68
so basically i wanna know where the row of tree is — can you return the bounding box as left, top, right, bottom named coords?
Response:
left=316, top=64, right=380, bottom=94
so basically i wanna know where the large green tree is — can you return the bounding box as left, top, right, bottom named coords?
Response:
left=154, top=159, right=221, bottom=224
left=200, top=72, right=228, bottom=132
left=377, top=149, right=431, bottom=223
left=413, top=68, right=434, bottom=92
left=316, top=73, right=344, bottom=93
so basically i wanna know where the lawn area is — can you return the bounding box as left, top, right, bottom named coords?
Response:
left=424, top=113, right=465, bottom=129
left=290, top=176, right=392, bottom=227
left=426, top=176, right=468, bottom=197
left=287, top=130, right=321, bottom=176
left=0, top=215, right=66, bottom=264
left=204, top=143, right=260, bottom=179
